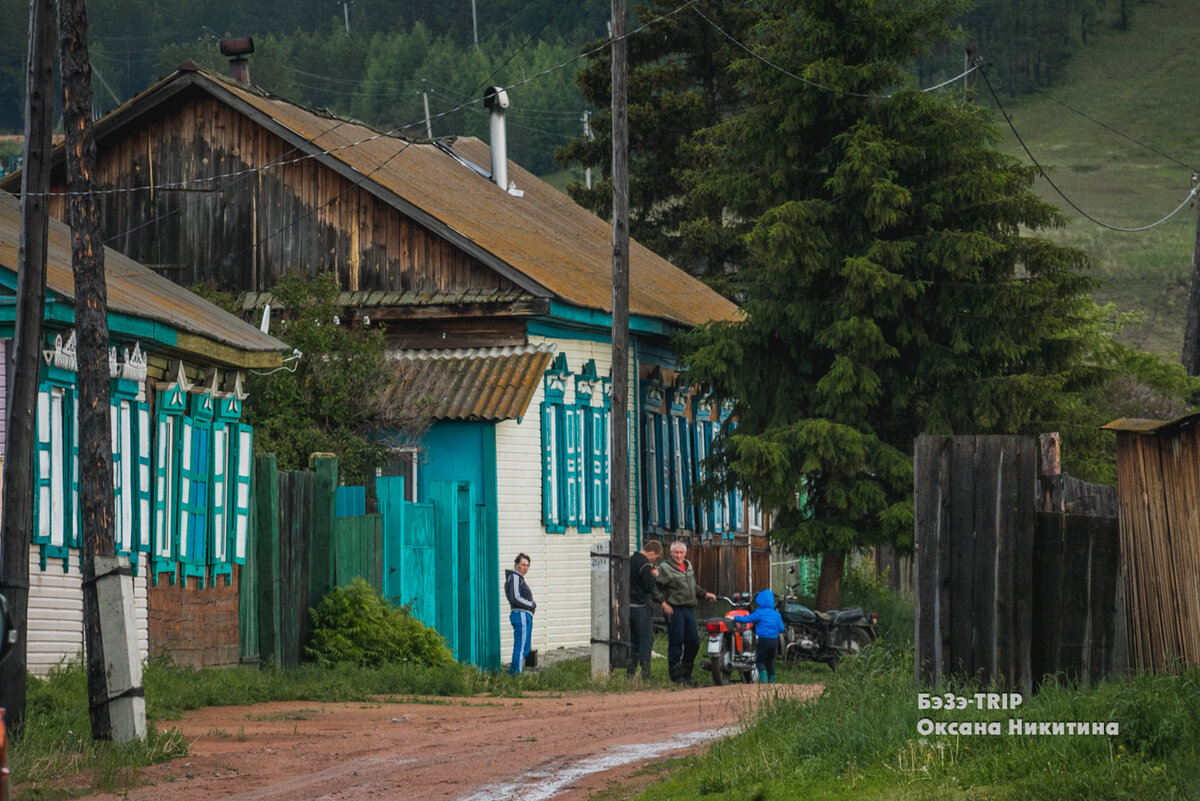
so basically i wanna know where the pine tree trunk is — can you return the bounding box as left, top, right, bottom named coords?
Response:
left=60, top=0, right=118, bottom=741
left=815, top=549, right=845, bottom=612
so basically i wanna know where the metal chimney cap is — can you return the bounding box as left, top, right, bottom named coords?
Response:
left=483, top=87, right=510, bottom=110
left=219, top=37, right=255, bottom=58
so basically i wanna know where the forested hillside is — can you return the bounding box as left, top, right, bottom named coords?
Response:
left=0, top=0, right=1193, bottom=354
left=0, top=0, right=1157, bottom=171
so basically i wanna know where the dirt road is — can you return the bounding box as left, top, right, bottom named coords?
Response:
left=79, top=682, right=819, bottom=801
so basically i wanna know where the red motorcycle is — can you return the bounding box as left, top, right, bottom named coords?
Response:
left=704, top=594, right=758, bottom=685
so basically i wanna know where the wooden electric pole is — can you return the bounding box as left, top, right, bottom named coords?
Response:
left=608, top=0, right=631, bottom=673
left=1182, top=180, right=1200, bottom=376
left=60, top=0, right=146, bottom=742
left=0, top=0, right=56, bottom=734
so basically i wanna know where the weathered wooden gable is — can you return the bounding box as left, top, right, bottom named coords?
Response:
left=46, top=85, right=519, bottom=299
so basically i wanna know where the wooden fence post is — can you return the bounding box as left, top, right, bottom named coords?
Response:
left=254, top=453, right=280, bottom=666
left=309, top=455, right=338, bottom=604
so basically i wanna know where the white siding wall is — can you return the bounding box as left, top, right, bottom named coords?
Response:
left=26, top=548, right=150, bottom=677
left=494, top=336, right=639, bottom=663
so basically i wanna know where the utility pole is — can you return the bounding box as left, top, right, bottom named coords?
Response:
left=59, top=0, right=146, bottom=742
left=0, top=0, right=56, bottom=734
left=423, top=90, right=433, bottom=139
left=608, top=0, right=630, bottom=674
left=1183, top=174, right=1200, bottom=376
left=582, top=111, right=593, bottom=190
left=471, top=0, right=479, bottom=46
left=963, top=43, right=977, bottom=103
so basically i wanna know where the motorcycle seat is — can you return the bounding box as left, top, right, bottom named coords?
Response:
left=830, top=606, right=864, bottom=625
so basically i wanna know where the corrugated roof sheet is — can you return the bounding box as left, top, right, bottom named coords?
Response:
left=0, top=191, right=290, bottom=366
left=381, top=344, right=555, bottom=421
left=101, top=69, right=741, bottom=330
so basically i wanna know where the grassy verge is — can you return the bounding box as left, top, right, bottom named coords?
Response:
left=635, top=614, right=1200, bottom=801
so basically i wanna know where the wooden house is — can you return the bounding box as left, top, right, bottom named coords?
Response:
left=3, top=64, right=771, bottom=667
left=0, top=191, right=290, bottom=673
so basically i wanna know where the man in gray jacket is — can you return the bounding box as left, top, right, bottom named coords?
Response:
left=656, top=541, right=715, bottom=685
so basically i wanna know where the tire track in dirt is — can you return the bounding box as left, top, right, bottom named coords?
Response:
left=70, top=683, right=820, bottom=801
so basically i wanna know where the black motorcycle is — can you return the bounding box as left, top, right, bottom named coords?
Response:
left=778, top=569, right=877, bottom=670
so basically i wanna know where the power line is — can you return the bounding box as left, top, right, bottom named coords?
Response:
left=689, top=5, right=980, bottom=98
left=15, top=0, right=703, bottom=200
left=1032, top=89, right=1200, bottom=175
left=981, top=66, right=1197, bottom=234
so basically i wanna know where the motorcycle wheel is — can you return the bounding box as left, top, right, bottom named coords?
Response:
left=740, top=670, right=755, bottom=684
left=711, top=663, right=731, bottom=686
left=845, top=627, right=873, bottom=656
left=710, top=642, right=732, bottom=686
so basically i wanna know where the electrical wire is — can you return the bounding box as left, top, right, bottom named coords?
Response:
left=689, top=5, right=981, bottom=98
left=981, top=66, right=1197, bottom=233
left=12, top=0, right=703, bottom=201
left=1032, top=89, right=1200, bottom=175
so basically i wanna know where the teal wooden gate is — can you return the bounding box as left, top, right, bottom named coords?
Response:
left=377, top=476, right=498, bottom=669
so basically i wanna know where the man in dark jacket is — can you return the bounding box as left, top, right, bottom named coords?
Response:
left=505, top=553, right=536, bottom=674
left=656, top=540, right=716, bottom=685
left=628, top=539, right=664, bottom=680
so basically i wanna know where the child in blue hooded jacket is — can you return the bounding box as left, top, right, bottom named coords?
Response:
left=741, top=588, right=786, bottom=683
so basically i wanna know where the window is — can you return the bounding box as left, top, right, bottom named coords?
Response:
left=110, top=374, right=152, bottom=571
left=541, top=355, right=610, bottom=532
left=34, top=368, right=79, bottom=570
left=32, top=335, right=155, bottom=572
left=152, top=368, right=253, bottom=586
left=642, top=382, right=746, bottom=539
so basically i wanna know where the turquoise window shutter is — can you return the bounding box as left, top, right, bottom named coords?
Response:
left=577, top=404, right=592, bottom=534
left=210, top=422, right=230, bottom=583
left=179, top=393, right=215, bottom=587
left=136, top=401, right=153, bottom=559
left=541, top=402, right=564, bottom=532
left=563, top=405, right=580, bottom=527
left=34, top=388, right=55, bottom=547
left=642, top=411, right=658, bottom=529
left=152, top=384, right=188, bottom=584
left=230, top=423, right=253, bottom=564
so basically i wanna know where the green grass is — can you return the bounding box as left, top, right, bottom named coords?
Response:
left=990, top=0, right=1200, bottom=356
left=633, top=580, right=1200, bottom=801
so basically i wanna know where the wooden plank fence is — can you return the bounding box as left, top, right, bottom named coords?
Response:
left=915, top=435, right=1131, bottom=690
left=1031, top=513, right=1125, bottom=685
left=914, top=435, right=1037, bottom=691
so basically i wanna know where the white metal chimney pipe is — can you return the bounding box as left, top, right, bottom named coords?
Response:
left=483, top=86, right=510, bottom=190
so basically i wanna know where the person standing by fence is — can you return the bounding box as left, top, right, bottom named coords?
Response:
left=505, top=553, right=536, bottom=674
left=628, top=539, right=663, bottom=680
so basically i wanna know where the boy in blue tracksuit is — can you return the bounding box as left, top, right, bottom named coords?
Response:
left=741, top=588, right=785, bottom=683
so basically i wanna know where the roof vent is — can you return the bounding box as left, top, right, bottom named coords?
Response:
left=483, top=87, right=510, bottom=192
left=219, top=37, right=254, bottom=85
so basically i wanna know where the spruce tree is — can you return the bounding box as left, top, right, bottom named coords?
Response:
left=555, top=0, right=759, bottom=293
left=678, top=0, right=1099, bottom=608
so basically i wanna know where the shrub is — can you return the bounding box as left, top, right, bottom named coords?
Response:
left=306, top=577, right=455, bottom=668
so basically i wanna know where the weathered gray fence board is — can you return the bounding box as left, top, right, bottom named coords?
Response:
left=1031, top=514, right=1124, bottom=684
left=915, top=435, right=1036, bottom=690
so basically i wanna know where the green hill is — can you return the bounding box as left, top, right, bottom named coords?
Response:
left=987, top=0, right=1200, bottom=357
